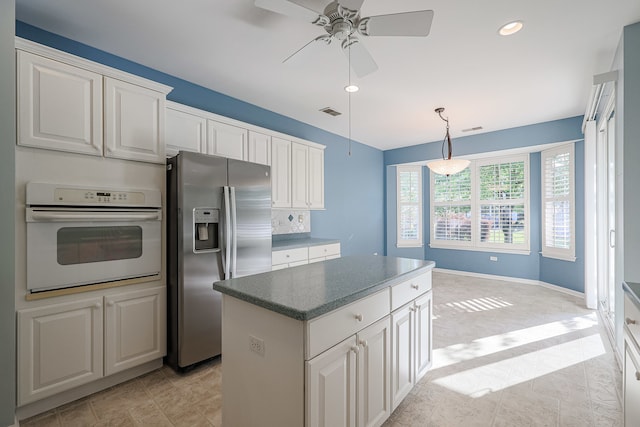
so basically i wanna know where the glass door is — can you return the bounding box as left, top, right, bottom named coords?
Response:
left=597, top=106, right=616, bottom=335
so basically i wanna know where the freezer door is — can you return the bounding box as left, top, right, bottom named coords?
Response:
left=177, top=152, right=227, bottom=366
left=228, top=159, right=272, bottom=277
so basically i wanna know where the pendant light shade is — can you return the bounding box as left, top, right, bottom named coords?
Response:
left=426, top=107, right=470, bottom=175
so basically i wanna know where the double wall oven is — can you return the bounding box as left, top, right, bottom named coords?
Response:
left=25, top=182, right=162, bottom=293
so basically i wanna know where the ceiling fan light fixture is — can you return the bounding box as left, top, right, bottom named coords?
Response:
left=498, top=20, right=524, bottom=36
left=426, top=107, right=470, bottom=176
left=344, top=84, right=359, bottom=92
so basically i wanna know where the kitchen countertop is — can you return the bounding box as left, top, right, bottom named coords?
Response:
left=213, top=255, right=434, bottom=321
left=271, top=237, right=340, bottom=251
left=623, top=281, right=640, bottom=308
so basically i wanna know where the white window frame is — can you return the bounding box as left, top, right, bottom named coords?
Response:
left=429, top=154, right=530, bottom=255
left=396, top=165, right=423, bottom=248
left=541, top=143, right=576, bottom=261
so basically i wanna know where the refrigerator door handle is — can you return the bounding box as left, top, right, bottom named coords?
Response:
left=223, top=186, right=232, bottom=280
left=230, top=186, right=238, bottom=278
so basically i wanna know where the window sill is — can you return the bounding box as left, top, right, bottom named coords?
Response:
left=396, top=243, right=424, bottom=249
left=541, top=252, right=576, bottom=262
left=429, top=243, right=531, bottom=256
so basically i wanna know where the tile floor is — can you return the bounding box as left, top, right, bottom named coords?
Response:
left=21, top=272, right=622, bottom=426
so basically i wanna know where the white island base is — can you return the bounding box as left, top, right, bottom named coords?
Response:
left=215, top=257, right=434, bottom=427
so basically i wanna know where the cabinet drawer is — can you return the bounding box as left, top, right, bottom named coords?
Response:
left=309, top=243, right=341, bottom=259
left=306, top=289, right=390, bottom=360
left=272, top=247, right=308, bottom=265
left=625, top=294, right=640, bottom=345
left=391, top=272, right=432, bottom=312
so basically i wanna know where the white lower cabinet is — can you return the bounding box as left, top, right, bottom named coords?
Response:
left=624, top=292, right=640, bottom=426
left=18, top=297, right=104, bottom=405
left=307, top=317, right=391, bottom=427
left=18, top=286, right=166, bottom=405
left=390, top=290, right=432, bottom=409
left=104, top=287, right=166, bottom=376
left=273, top=243, right=341, bottom=270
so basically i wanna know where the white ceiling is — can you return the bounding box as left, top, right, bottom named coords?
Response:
left=15, top=0, right=640, bottom=151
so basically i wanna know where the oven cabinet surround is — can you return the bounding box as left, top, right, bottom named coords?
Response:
left=272, top=239, right=341, bottom=271
left=165, top=101, right=325, bottom=209
left=16, top=39, right=171, bottom=164
left=17, top=285, right=166, bottom=406
left=213, top=256, right=434, bottom=427
left=623, top=283, right=640, bottom=426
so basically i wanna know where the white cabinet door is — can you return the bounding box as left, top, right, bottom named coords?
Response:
left=390, top=304, right=414, bottom=410
left=414, top=291, right=433, bottom=381
left=307, top=336, right=357, bottom=427
left=292, top=142, right=309, bottom=208
left=104, top=77, right=165, bottom=163
left=248, top=131, right=271, bottom=166
left=357, top=317, right=391, bottom=427
left=17, top=297, right=104, bottom=405
left=17, top=50, right=103, bottom=156
left=207, top=120, right=248, bottom=160
left=272, top=137, right=292, bottom=208
left=104, top=286, right=166, bottom=376
left=165, top=105, right=206, bottom=156
left=308, top=146, right=325, bottom=209
left=625, top=339, right=640, bottom=427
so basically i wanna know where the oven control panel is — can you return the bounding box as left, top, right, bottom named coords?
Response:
left=55, top=188, right=146, bottom=205
left=26, top=182, right=162, bottom=208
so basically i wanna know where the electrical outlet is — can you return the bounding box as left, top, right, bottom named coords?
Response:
left=490, top=256, right=498, bottom=262
left=249, top=335, right=265, bottom=356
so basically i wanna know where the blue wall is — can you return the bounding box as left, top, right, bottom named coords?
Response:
left=16, top=22, right=385, bottom=257
left=384, top=117, right=586, bottom=292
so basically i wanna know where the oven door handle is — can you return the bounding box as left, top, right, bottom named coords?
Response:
left=27, top=210, right=162, bottom=222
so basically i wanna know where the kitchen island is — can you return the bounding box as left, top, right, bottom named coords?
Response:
left=213, top=255, right=435, bottom=427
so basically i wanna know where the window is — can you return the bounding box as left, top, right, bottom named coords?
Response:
left=397, top=165, right=423, bottom=247
left=541, top=143, right=575, bottom=261
left=430, top=155, right=530, bottom=253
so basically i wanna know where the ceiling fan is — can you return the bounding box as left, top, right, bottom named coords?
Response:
left=254, top=0, right=434, bottom=78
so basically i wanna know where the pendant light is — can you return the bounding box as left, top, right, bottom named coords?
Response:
left=426, top=107, right=470, bottom=175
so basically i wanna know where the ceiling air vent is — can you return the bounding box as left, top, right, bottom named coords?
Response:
left=319, top=107, right=342, bottom=117
left=462, top=126, right=483, bottom=132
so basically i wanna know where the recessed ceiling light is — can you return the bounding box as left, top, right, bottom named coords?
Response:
left=344, top=85, right=359, bottom=93
left=498, top=21, right=524, bottom=36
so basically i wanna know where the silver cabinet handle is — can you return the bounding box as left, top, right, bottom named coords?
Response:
left=93, top=303, right=101, bottom=309
left=358, top=339, right=368, bottom=347
left=411, top=284, right=420, bottom=290
left=107, top=301, right=114, bottom=307
left=351, top=346, right=360, bottom=354
left=636, top=372, right=640, bottom=381
left=627, top=317, right=637, bottom=325
left=354, top=314, right=363, bottom=322
left=610, top=229, right=616, bottom=248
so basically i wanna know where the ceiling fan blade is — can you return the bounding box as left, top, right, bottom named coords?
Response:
left=342, top=38, right=378, bottom=78
left=339, top=0, right=365, bottom=14
left=254, top=0, right=328, bottom=25
left=283, top=35, right=332, bottom=63
left=358, top=10, right=434, bottom=37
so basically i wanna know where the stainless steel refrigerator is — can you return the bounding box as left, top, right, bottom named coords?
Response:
left=166, top=151, right=272, bottom=370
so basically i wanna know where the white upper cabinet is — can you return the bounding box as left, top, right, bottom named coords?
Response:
left=104, top=77, right=165, bottom=163
left=207, top=120, right=248, bottom=161
left=248, top=131, right=271, bottom=166
left=17, top=50, right=103, bottom=156
left=165, top=102, right=206, bottom=156
left=308, top=146, right=325, bottom=209
left=16, top=40, right=172, bottom=164
left=271, top=137, right=292, bottom=208
left=291, top=142, right=325, bottom=210
left=291, top=142, right=309, bottom=209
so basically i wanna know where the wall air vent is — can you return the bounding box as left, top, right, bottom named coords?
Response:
left=462, top=126, right=483, bottom=132
left=319, top=107, right=342, bottom=117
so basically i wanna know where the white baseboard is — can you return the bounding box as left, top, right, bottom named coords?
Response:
left=434, top=267, right=586, bottom=300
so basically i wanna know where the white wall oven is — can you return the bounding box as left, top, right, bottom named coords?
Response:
left=25, top=182, right=162, bottom=293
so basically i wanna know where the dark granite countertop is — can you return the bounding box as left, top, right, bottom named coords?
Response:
left=213, top=255, right=435, bottom=321
left=272, top=238, right=340, bottom=251
left=623, top=281, right=640, bottom=308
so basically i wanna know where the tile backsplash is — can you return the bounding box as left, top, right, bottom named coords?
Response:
left=272, top=210, right=310, bottom=235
